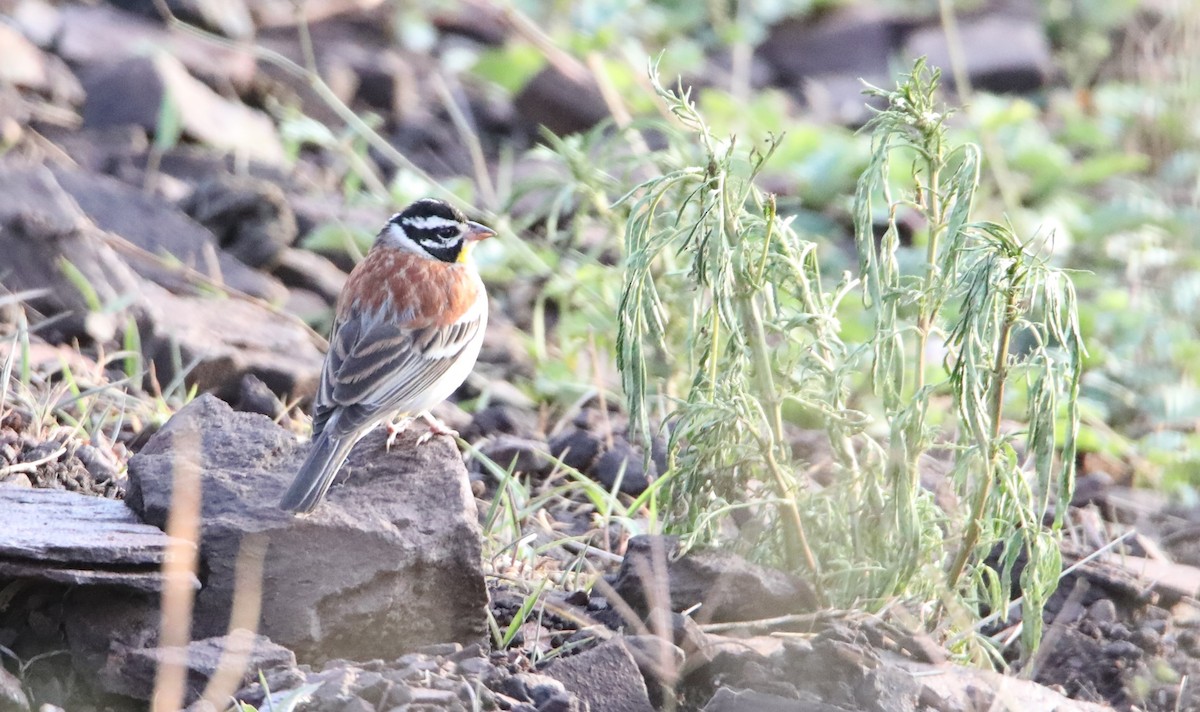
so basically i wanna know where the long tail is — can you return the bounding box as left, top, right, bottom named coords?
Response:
left=279, top=433, right=358, bottom=513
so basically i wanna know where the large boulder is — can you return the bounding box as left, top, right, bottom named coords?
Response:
left=127, top=394, right=487, bottom=663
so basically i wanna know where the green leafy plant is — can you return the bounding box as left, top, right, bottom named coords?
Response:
left=617, top=60, right=1083, bottom=656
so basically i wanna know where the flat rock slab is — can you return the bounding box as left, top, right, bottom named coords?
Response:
left=0, top=487, right=195, bottom=592
left=127, top=394, right=487, bottom=663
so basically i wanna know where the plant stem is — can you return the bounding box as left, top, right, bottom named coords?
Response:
left=945, top=272, right=1020, bottom=591
left=741, top=291, right=817, bottom=574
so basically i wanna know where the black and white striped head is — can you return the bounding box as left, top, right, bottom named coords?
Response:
left=382, top=198, right=496, bottom=264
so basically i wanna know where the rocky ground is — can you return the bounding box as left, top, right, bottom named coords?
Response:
left=1, top=0, right=1197, bottom=710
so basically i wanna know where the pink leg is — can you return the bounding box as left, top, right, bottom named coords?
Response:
left=415, top=411, right=458, bottom=445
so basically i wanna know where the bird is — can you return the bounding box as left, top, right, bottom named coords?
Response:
left=279, top=198, right=496, bottom=514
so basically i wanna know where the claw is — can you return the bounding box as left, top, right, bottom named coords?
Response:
left=385, top=415, right=414, bottom=451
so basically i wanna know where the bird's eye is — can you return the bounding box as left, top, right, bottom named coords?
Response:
left=438, top=227, right=459, bottom=240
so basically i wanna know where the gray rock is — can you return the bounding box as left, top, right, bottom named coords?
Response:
left=756, top=7, right=906, bottom=126
left=74, top=445, right=118, bottom=484
left=621, top=635, right=685, bottom=689
left=51, top=163, right=287, bottom=303
left=904, top=10, right=1052, bottom=94
left=137, top=282, right=323, bottom=403
left=545, top=640, right=654, bottom=712
left=57, top=5, right=257, bottom=89
left=502, top=673, right=566, bottom=704
left=613, top=535, right=818, bottom=625
left=271, top=248, right=347, bottom=304
left=0, top=163, right=144, bottom=344
left=303, top=666, right=359, bottom=710
left=108, top=0, right=254, bottom=40
left=61, top=589, right=161, bottom=686
left=99, top=633, right=296, bottom=704
left=857, top=664, right=922, bottom=712
left=126, top=394, right=488, bottom=663
left=0, top=163, right=320, bottom=400
left=0, top=487, right=193, bottom=592
left=80, top=54, right=284, bottom=165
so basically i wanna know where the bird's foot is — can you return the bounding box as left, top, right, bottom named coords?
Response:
left=415, top=411, right=458, bottom=445
left=386, top=416, right=415, bottom=451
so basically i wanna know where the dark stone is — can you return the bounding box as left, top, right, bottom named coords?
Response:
left=535, top=691, right=578, bottom=712
left=856, top=665, right=922, bottom=712
left=233, top=373, right=285, bottom=419
left=526, top=675, right=567, bottom=706
left=621, top=635, right=684, bottom=707
left=548, top=428, right=602, bottom=475
left=757, top=6, right=904, bottom=83
left=514, top=66, right=609, bottom=137
left=74, top=445, right=118, bottom=484
left=126, top=394, right=487, bottom=663
left=463, top=403, right=542, bottom=441
left=61, top=588, right=161, bottom=686
left=432, top=3, right=509, bottom=45
left=99, top=633, right=295, bottom=704
left=544, top=640, right=654, bottom=712
left=504, top=673, right=565, bottom=703
left=1072, top=471, right=1113, bottom=508
left=181, top=174, right=298, bottom=269
left=478, top=435, right=553, bottom=476
left=613, top=535, right=818, bottom=624
left=903, top=10, right=1052, bottom=94
left=387, top=117, right=475, bottom=178
left=756, top=7, right=908, bottom=126
left=592, top=438, right=654, bottom=495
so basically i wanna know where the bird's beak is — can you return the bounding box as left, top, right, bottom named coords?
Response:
left=466, top=221, right=497, bottom=242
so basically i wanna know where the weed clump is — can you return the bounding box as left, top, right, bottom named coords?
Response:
left=618, top=60, right=1083, bottom=657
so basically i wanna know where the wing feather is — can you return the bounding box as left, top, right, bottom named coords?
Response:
left=317, top=306, right=484, bottom=438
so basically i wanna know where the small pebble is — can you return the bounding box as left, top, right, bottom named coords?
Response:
left=1088, top=599, right=1117, bottom=624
